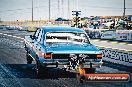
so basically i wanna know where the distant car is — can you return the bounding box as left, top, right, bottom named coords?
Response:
left=18, top=26, right=28, bottom=31
left=24, top=26, right=103, bottom=77
left=102, top=22, right=114, bottom=27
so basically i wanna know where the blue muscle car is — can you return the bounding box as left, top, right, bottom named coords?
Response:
left=24, top=26, right=103, bottom=77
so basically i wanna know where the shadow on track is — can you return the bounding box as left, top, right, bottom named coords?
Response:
left=1, top=64, right=76, bottom=79
left=102, top=61, right=132, bottom=73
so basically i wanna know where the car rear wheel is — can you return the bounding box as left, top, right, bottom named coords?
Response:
left=36, top=60, right=48, bottom=78
left=36, top=60, right=42, bottom=78
left=26, top=53, right=33, bottom=64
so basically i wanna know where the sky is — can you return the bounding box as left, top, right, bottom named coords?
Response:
left=0, top=0, right=132, bottom=21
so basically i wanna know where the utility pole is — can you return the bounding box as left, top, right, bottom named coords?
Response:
left=123, top=0, right=126, bottom=19
left=67, top=0, right=70, bottom=19
left=58, top=0, right=60, bottom=18
left=32, top=0, right=33, bottom=22
left=61, top=0, right=64, bottom=18
left=49, top=0, right=51, bottom=22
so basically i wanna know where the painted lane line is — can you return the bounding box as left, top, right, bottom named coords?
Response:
left=3, top=34, right=7, bottom=36
left=96, top=45, right=132, bottom=52
left=125, top=50, right=132, bottom=52
left=110, top=42, right=128, bottom=45
left=112, top=48, right=120, bottom=50
left=95, top=45, right=112, bottom=49
left=95, top=45, right=106, bottom=48
left=12, top=36, right=17, bottom=37
left=104, top=47, right=112, bottom=49
left=16, top=37, right=21, bottom=39
left=110, top=42, right=131, bottom=46
left=0, top=33, right=25, bottom=41
left=92, top=40, right=100, bottom=42
left=110, top=42, right=118, bottom=44
left=101, top=41, right=108, bottom=43
left=20, top=41, right=24, bottom=43
left=127, top=44, right=132, bottom=46
left=7, top=35, right=12, bottom=37
left=118, top=43, right=126, bottom=45
left=19, top=38, right=25, bottom=40
left=93, top=39, right=131, bottom=46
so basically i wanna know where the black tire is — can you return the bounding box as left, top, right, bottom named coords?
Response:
left=26, top=53, right=33, bottom=64
left=36, top=60, right=48, bottom=78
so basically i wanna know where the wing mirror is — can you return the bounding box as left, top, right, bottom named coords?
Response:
left=30, top=35, right=35, bottom=40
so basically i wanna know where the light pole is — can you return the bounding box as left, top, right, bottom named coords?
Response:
left=32, top=0, right=33, bottom=22
left=67, top=0, right=70, bottom=19
left=123, top=0, right=126, bottom=19
left=49, top=0, right=51, bottom=22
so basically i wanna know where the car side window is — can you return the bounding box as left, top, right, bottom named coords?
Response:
left=37, top=29, right=42, bottom=42
left=34, top=29, right=40, bottom=39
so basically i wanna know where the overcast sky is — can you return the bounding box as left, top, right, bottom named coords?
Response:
left=0, top=0, right=132, bottom=21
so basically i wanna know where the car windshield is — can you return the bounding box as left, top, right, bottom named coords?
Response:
left=45, top=32, right=90, bottom=45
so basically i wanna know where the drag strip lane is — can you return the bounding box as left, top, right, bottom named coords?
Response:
left=0, top=30, right=132, bottom=87
left=0, top=64, right=24, bottom=87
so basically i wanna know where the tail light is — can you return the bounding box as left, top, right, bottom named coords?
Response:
left=97, top=54, right=102, bottom=59
left=42, top=53, right=52, bottom=59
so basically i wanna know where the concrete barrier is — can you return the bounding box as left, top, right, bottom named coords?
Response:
left=100, top=48, right=132, bottom=67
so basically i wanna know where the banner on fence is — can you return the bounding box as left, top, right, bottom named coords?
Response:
left=101, top=30, right=116, bottom=40
left=116, top=30, right=132, bottom=41
left=100, top=48, right=132, bottom=67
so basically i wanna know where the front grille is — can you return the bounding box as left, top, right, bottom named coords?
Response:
left=52, top=54, right=97, bottom=59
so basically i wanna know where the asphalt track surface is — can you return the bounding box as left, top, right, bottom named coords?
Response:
left=0, top=29, right=132, bottom=87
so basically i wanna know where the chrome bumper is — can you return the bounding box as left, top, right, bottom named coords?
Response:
left=40, top=59, right=103, bottom=68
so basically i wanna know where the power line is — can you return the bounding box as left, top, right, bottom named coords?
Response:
left=0, top=5, right=47, bottom=13
left=0, top=3, right=132, bottom=13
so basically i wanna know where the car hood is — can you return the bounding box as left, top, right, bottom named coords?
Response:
left=45, top=44, right=101, bottom=54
